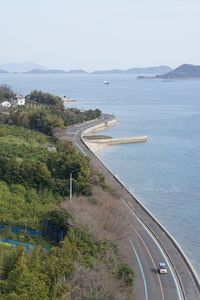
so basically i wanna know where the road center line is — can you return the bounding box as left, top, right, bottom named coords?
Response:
left=120, top=197, right=183, bottom=300
left=136, top=230, right=165, bottom=300
left=139, top=221, right=184, bottom=300
left=129, top=239, right=149, bottom=300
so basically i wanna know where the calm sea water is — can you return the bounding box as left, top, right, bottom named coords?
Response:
left=1, top=74, right=200, bottom=275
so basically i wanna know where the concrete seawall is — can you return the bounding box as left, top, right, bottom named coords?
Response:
left=81, top=117, right=117, bottom=136
left=82, top=117, right=148, bottom=152
left=78, top=115, right=200, bottom=299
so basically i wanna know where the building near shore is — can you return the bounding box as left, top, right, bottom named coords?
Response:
left=15, top=94, right=25, bottom=106
left=1, top=101, right=11, bottom=107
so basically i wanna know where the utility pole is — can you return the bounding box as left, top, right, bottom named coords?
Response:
left=69, top=172, right=73, bottom=202
left=69, top=168, right=79, bottom=202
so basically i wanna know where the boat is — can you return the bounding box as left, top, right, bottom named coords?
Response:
left=104, top=81, right=109, bottom=84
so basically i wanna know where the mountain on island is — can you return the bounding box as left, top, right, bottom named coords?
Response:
left=92, top=69, right=125, bottom=74
left=91, top=65, right=172, bottom=75
left=23, top=69, right=67, bottom=74
left=66, top=69, right=88, bottom=74
left=24, top=69, right=88, bottom=74
left=156, top=64, right=200, bottom=79
left=0, top=69, right=8, bottom=73
left=127, top=66, right=172, bottom=74
left=0, top=62, right=172, bottom=75
left=0, top=62, right=47, bottom=73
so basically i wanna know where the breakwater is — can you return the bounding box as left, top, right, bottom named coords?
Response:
left=82, top=117, right=148, bottom=152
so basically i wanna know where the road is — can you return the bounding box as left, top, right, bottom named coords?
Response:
left=66, top=114, right=200, bottom=300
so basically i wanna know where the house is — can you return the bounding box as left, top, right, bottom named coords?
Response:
left=15, top=94, right=25, bottom=106
left=17, top=98, right=25, bottom=106
left=1, top=101, right=11, bottom=107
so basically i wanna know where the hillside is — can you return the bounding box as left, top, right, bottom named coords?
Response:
left=0, top=69, right=8, bottom=73
left=156, top=64, right=200, bottom=79
left=92, top=69, right=125, bottom=74
left=0, top=89, right=134, bottom=299
left=0, top=62, right=47, bottom=72
left=23, top=68, right=67, bottom=74
left=67, top=69, right=88, bottom=74
left=24, top=68, right=88, bottom=74
left=91, top=65, right=172, bottom=75
left=0, top=63, right=172, bottom=75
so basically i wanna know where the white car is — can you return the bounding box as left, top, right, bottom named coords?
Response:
left=158, top=263, right=168, bottom=274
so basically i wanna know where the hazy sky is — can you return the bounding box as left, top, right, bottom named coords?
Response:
left=1, top=0, right=200, bottom=70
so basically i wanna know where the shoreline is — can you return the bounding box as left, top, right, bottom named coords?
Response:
left=81, top=117, right=148, bottom=153
left=77, top=114, right=200, bottom=298
left=81, top=117, right=117, bottom=152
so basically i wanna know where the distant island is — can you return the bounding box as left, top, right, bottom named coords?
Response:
left=91, top=65, right=172, bottom=75
left=23, top=69, right=68, bottom=74
left=23, top=68, right=88, bottom=74
left=0, top=62, right=172, bottom=75
left=1, top=62, right=200, bottom=78
left=156, top=64, right=200, bottom=79
left=0, top=62, right=47, bottom=73
left=0, top=69, right=8, bottom=74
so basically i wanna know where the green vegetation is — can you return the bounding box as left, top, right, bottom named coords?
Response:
left=0, top=181, right=58, bottom=229
left=0, top=125, right=91, bottom=198
left=0, top=124, right=91, bottom=229
left=26, top=90, right=64, bottom=108
left=118, top=264, right=135, bottom=287
left=0, top=89, right=134, bottom=299
left=0, top=85, right=14, bottom=102
left=0, top=124, right=50, bottom=160
left=4, top=105, right=101, bottom=136
left=0, top=89, right=101, bottom=136
left=0, top=229, right=122, bottom=300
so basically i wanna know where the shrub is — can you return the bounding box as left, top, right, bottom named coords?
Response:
left=118, top=264, right=135, bottom=287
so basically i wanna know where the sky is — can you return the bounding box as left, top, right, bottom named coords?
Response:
left=0, top=0, right=200, bottom=71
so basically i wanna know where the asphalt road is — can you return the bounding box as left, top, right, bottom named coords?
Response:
left=66, top=114, right=200, bottom=300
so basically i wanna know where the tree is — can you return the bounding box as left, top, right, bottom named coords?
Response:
left=5, top=254, right=49, bottom=300
left=27, top=90, right=63, bottom=108
left=20, top=160, right=52, bottom=190
left=0, top=85, right=14, bottom=101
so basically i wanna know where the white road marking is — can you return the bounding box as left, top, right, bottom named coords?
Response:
left=130, top=240, right=149, bottom=300
left=136, top=230, right=165, bottom=300
left=75, top=143, right=87, bottom=156
left=120, top=197, right=183, bottom=300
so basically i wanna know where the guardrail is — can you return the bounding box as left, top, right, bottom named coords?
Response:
left=79, top=114, right=200, bottom=299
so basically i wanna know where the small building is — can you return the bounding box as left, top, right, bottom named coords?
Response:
left=15, top=94, right=25, bottom=106
left=1, top=101, right=11, bottom=107
left=17, top=98, right=25, bottom=106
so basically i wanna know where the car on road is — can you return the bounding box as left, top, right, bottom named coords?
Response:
left=158, top=263, right=168, bottom=274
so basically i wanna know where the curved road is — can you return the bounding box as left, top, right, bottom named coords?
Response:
left=66, top=114, right=200, bottom=300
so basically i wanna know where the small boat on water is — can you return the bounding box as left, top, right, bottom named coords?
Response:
left=104, top=81, right=109, bottom=84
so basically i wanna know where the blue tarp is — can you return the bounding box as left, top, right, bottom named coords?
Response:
left=0, top=224, right=43, bottom=236
left=0, top=238, right=34, bottom=251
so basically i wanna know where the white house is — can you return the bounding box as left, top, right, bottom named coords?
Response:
left=15, top=94, right=25, bottom=106
left=1, top=101, right=11, bottom=107
left=17, top=98, right=25, bottom=106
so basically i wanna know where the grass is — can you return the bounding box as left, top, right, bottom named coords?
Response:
left=0, top=181, right=59, bottom=229
left=0, top=124, right=52, bottom=160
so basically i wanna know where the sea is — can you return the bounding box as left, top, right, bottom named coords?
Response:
left=0, top=73, right=200, bottom=276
